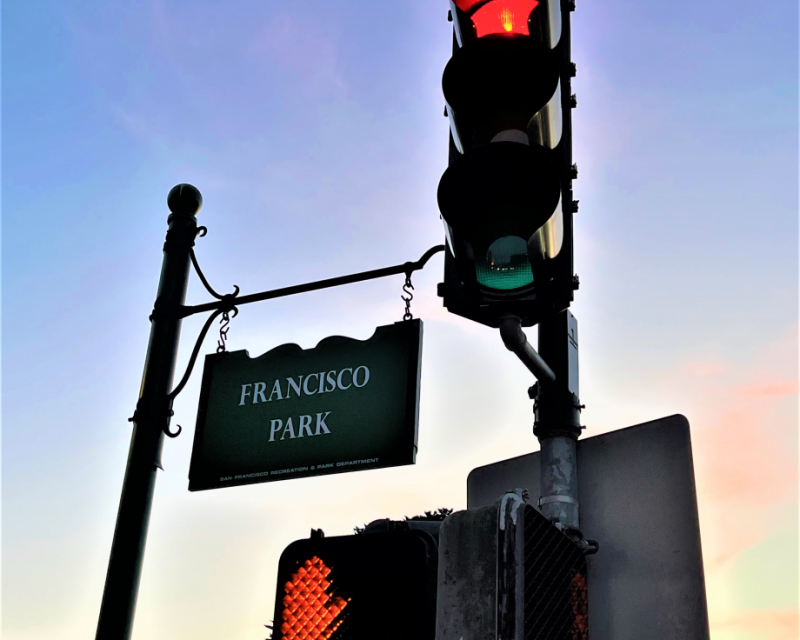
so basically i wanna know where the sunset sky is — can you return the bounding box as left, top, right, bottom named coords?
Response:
left=3, top=1, right=797, bottom=639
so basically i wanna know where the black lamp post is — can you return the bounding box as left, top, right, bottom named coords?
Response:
left=95, top=184, right=202, bottom=640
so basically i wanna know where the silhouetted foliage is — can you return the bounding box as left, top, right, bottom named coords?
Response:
left=353, top=508, right=453, bottom=534
left=405, top=507, right=454, bottom=522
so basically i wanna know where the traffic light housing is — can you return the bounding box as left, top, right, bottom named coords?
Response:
left=437, top=0, right=578, bottom=328
left=272, top=526, right=438, bottom=640
left=436, top=492, right=588, bottom=640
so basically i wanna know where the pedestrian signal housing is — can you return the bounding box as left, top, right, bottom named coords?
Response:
left=273, top=527, right=438, bottom=640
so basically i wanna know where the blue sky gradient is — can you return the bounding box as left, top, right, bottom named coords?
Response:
left=3, top=1, right=797, bottom=638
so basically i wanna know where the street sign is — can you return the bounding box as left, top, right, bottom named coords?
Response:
left=189, top=320, right=422, bottom=491
left=467, top=415, right=710, bottom=640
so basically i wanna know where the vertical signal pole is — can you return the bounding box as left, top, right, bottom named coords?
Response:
left=534, top=0, right=581, bottom=533
left=534, top=310, right=582, bottom=530
left=96, top=184, right=202, bottom=640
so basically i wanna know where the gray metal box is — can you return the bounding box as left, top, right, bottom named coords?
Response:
left=436, top=504, right=499, bottom=640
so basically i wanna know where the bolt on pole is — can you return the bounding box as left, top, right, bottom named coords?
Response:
left=95, top=184, right=202, bottom=640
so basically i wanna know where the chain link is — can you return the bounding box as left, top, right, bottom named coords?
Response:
left=217, top=311, right=231, bottom=352
left=401, top=273, right=414, bottom=321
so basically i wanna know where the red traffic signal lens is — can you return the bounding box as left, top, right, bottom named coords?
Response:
left=454, top=0, right=540, bottom=38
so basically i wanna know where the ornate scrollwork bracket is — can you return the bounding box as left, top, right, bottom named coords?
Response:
left=169, top=232, right=239, bottom=392
left=161, top=239, right=444, bottom=437
left=145, top=226, right=241, bottom=439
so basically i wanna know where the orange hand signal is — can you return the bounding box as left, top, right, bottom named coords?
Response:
left=281, top=556, right=349, bottom=640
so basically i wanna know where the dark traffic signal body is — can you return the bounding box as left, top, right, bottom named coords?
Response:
left=273, top=528, right=438, bottom=640
left=438, top=0, right=577, bottom=328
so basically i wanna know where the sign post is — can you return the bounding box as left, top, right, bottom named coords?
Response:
left=96, top=184, right=202, bottom=640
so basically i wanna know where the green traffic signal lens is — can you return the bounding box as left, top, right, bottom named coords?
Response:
left=475, top=235, right=533, bottom=290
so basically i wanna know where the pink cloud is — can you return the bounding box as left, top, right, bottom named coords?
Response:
left=665, top=325, right=799, bottom=573
left=694, top=406, right=797, bottom=504
left=740, top=381, right=798, bottom=397
left=684, top=358, right=729, bottom=377
left=711, top=609, right=799, bottom=640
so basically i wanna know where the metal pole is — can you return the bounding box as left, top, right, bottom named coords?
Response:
left=533, top=310, right=582, bottom=531
left=96, top=184, right=202, bottom=640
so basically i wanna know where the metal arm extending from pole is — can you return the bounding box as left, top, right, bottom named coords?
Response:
left=163, top=245, right=446, bottom=412
left=498, top=315, right=556, bottom=384
left=179, top=244, right=445, bottom=318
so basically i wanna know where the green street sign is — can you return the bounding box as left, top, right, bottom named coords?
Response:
left=188, top=320, right=423, bottom=491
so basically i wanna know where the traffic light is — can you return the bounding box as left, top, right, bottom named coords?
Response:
left=436, top=492, right=588, bottom=640
left=272, top=525, right=438, bottom=640
left=437, top=0, right=578, bottom=328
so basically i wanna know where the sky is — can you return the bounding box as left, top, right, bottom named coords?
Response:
left=2, top=0, right=798, bottom=639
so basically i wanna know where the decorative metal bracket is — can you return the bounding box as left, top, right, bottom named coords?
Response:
left=178, top=244, right=445, bottom=318
left=170, top=233, right=240, bottom=391
left=163, top=234, right=445, bottom=436
left=162, top=228, right=241, bottom=437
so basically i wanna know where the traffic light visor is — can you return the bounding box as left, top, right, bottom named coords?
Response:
left=437, top=141, right=560, bottom=245
left=443, top=36, right=559, bottom=152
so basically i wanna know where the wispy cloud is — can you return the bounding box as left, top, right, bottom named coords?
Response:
left=684, top=358, right=729, bottom=377
left=740, top=381, right=798, bottom=397
left=666, top=325, right=799, bottom=630
left=248, top=11, right=347, bottom=100
left=645, top=326, right=797, bottom=572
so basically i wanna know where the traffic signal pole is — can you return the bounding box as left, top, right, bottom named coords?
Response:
left=499, top=310, right=582, bottom=531
left=532, top=310, right=582, bottom=531
left=95, top=185, right=201, bottom=640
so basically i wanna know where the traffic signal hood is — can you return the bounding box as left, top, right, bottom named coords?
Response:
left=438, top=0, right=577, bottom=328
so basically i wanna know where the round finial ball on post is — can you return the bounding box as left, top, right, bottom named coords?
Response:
left=167, top=183, right=203, bottom=216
